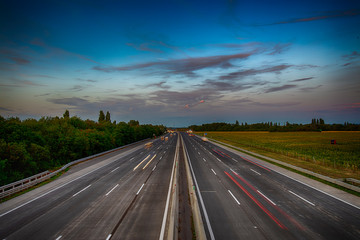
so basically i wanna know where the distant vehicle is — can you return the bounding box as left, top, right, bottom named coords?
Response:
left=165, top=137, right=169, bottom=141
left=161, top=136, right=164, bottom=141
left=145, top=142, right=153, bottom=149
left=201, top=137, right=208, bottom=141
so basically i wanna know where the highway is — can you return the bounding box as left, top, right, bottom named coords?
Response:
left=180, top=132, right=360, bottom=240
left=0, top=133, right=178, bottom=240
left=1, top=131, right=360, bottom=240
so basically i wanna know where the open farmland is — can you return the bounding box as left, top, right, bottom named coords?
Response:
left=196, top=131, right=360, bottom=180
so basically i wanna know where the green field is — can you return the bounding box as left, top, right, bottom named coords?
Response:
left=197, top=131, right=360, bottom=180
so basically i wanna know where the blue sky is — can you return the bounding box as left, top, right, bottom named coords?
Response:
left=0, top=0, right=359, bottom=127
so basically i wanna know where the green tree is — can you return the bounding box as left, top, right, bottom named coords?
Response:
left=106, top=111, right=111, bottom=122
left=128, top=120, right=139, bottom=126
left=98, top=110, right=105, bottom=122
left=63, top=110, right=70, bottom=119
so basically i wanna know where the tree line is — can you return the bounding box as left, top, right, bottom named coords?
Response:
left=189, top=119, right=360, bottom=132
left=0, top=111, right=166, bottom=186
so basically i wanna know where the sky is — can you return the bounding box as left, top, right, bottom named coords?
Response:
left=0, top=0, right=359, bottom=127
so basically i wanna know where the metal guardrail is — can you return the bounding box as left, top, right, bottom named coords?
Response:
left=0, top=138, right=150, bottom=199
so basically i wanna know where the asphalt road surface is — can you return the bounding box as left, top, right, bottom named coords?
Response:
left=180, top=132, right=360, bottom=240
left=1, top=131, right=360, bottom=240
left=0, top=133, right=178, bottom=240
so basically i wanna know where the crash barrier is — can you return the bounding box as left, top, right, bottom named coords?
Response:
left=0, top=138, right=150, bottom=199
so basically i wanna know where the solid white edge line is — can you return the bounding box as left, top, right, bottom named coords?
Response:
left=159, top=134, right=179, bottom=240
left=289, top=190, right=315, bottom=206
left=73, top=185, right=91, bottom=197
left=211, top=169, right=216, bottom=175
left=228, top=190, right=240, bottom=205
left=257, top=190, right=276, bottom=205
left=136, top=183, right=145, bottom=195
left=106, top=233, right=112, bottom=240
left=250, top=168, right=261, bottom=175
left=111, top=167, right=120, bottom=173
left=106, top=184, right=119, bottom=196
left=55, top=236, right=62, bottom=240
left=270, top=168, right=360, bottom=209
left=184, top=135, right=215, bottom=240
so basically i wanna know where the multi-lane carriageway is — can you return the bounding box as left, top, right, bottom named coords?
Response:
left=0, top=133, right=179, bottom=240
left=1, top=132, right=360, bottom=239
left=181, top=132, right=360, bottom=239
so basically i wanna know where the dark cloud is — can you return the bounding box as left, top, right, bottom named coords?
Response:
left=0, top=78, right=46, bottom=88
left=290, top=77, right=314, bottom=82
left=219, top=64, right=292, bottom=81
left=47, top=96, right=165, bottom=118
left=150, top=89, right=222, bottom=106
left=299, top=85, right=322, bottom=92
left=0, top=106, right=13, bottom=112
left=48, top=97, right=90, bottom=106
left=68, top=85, right=86, bottom=92
left=35, top=93, right=51, bottom=97
left=93, top=51, right=255, bottom=76
left=263, top=9, right=360, bottom=26
left=342, top=51, right=360, bottom=67
left=9, top=56, right=30, bottom=65
left=34, top=74, right=57, bottom=79
left=197, top=79, right=252, bottom=92
left=126, top=41, right=184, bottom=54
left=126, top=42, right=164, bottom=53
left=264, top=84, right=297, bottom=93
left=30, top=38, right=102, bottom=65
left=141, top=81, right=170, bottom=89
left=212, top=42, right=291, bottom=56
left=267, top=43, right=292, bottom=55
left=251, top=101, right=301, bottom=107
left=0, top=48, right=31, bottom=65
left=335, top=102, right=360, bottom=110
left=217, top=97, right=254, bottom=107
left=76, top=78, right=97, bottom=83
left=212, top=42, right=261, bottom=49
